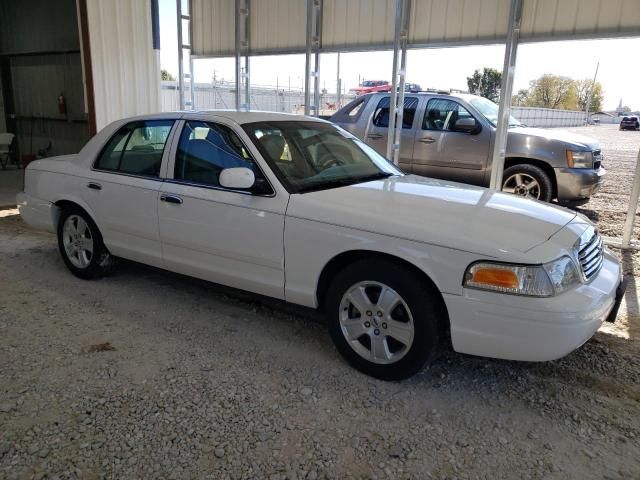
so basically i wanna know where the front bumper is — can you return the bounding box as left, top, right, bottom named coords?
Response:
left=16, top=192, right=59, bottom=233
left=555, top=166, right=606, bottom=203
left=443, top=251, right=622, bottom=362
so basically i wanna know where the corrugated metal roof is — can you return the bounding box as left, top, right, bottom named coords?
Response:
left=192, top=0, right=640, bottom=57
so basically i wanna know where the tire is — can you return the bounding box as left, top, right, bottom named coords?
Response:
left=502, top=163, right=553, bottom=202
left=325, top=258, right=445, bottom=381
left=57, top=206, right=114, bottom=279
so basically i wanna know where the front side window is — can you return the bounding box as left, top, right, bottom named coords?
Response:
left=244, top=121, right=401, bottom=194
left=423, top=99, right=475, bottom=132
left=468, top=96, right=521, bottom=127
left=372, top=96, right=418, bottom=129
left=174, top=120, right=267, bottom=191
left=95, top=120, right=174, bottom=177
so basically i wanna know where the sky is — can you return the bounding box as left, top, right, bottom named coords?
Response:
left=159, top=0, right=640, bottom=111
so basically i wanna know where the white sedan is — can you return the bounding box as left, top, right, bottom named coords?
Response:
left=17, top=111, right=625, bottom=380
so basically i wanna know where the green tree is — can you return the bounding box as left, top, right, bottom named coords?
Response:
left=161, top=69, right=175, bottom=81
left=524, top=74, right=576, bottom=109
left=574, top=79, right=604, bottom=112
left=466, top=68, right=502, bottom=102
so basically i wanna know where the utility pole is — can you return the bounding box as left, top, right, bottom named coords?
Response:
left=336, top=52, right=342, bottom=109
left=584, top=61, right=600, bottom=124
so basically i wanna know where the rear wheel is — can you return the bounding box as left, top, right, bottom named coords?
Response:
left=502, top=164, right=553, bottom=202
left=57, top=206, right=114, bottom=279
left=326, top=259, right=445, bottom=380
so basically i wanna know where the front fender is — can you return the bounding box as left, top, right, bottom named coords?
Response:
left=284, top=216, right=480, bottom=308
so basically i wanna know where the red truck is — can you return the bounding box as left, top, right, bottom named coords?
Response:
left=350, top=80, right=392, bottom=95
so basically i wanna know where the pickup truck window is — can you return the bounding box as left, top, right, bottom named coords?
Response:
left=94, top=120, right=174, bottom=177
left=174, top=120, right=268, bottom=192
left=423, top=99, right=474, bottom=132
left=372, top=96, right=418, bottom=129
left=330, top=97, right=367, bottom=124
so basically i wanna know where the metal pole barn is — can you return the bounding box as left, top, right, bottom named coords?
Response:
left=176, top=0, right=185, bottom=110
left=305, top=0, right=322, bottom=116
left=489, top=0, right=523, bottom=191
left=386, top=0, right=410, bottom=164
left=235, top=0, right=250, bottom=111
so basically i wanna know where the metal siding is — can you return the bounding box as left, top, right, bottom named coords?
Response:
left=86, top=0, right=161, bottom=130
left=250, top=0, right=306, bottom=53
left=191, top=0, right=639, bottom=57
left=0, top=0, right=79, bottom=55
left=191, top=0, right=236, bottom=57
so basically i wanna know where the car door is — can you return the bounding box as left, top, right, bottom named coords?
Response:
left=363, top=95, right=419, bottom=172
left=83, top=119, right=176, bottom=267
left=158, top=118, right=288, bottom=300
left=412, top=98, right=490, bottom=185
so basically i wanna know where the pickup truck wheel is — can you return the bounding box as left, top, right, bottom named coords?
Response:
left=57, top=207, right=114, bottom=279
left=326, top=259, right=443, bottom=380
left=502, top=164, right=553, bottom=202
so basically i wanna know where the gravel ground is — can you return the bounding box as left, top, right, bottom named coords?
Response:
left=1, top=125, right=639, bottom=479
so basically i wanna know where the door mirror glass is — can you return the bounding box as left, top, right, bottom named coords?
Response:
left=453, top=117, right=478, bottom=133
left=219, top=167, right=255, bottom=189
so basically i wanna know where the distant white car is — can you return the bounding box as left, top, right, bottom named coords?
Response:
left=17, top=111, right=625, bottom=380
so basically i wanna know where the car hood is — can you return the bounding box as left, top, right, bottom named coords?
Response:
left=510, top=126, right=600, bottom=150
left=287, top=175, right=577, bottom=258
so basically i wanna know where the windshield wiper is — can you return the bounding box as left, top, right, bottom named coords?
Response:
left=297, top=172, right=395, bottom=194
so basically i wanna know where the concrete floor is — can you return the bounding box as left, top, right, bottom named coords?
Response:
left=0, top=167, right=23, bottom=207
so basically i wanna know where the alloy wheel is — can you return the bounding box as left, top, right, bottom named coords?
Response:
left=338, top=281, right=415, bottom=365
left=62, top=214, right=94, bottom=269
left=502, top=172, right=541, bottom=199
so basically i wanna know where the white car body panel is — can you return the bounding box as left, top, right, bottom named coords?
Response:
left=16, top=110, right=623, bottom=365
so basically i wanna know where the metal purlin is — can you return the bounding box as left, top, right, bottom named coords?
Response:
left=235, top=0, right=251, bottom=111
left=386, top=0, right=411, bottom=163
left=304, top=0, right=322, bottom=116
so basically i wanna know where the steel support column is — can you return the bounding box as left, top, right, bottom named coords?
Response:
left=304, top=0, right=322, bottom=116
left=623, top=147, right=640, bottom=248
left=235, top=0, right=250, bottom=111
left=489, top=0, right=523, bottom=190
left=177, top=0, right=185, bottom=110
left=386, top=0, right=410, bottom=163
left=177, top=0, right=194, bottom=110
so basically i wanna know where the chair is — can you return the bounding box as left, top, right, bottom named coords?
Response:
left=0, top=133, right=17, bottom=170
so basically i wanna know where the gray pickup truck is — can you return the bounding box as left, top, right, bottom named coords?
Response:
left=329, top=92, right=606, bottom=205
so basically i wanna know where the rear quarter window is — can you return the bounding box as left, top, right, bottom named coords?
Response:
left=330, top=97, right=368, bottom=124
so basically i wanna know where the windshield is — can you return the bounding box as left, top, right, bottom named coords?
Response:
left=469, top=96, right=523, bottom=127
left=243, top=121, right=401, bottom=193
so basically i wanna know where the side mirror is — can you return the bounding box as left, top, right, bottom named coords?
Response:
left=454, top=117, right=479, bottom=133
left=219, top=167, right=255, bottom=189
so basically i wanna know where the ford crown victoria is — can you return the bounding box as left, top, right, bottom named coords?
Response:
left=17, top=111, right=625, bottom=380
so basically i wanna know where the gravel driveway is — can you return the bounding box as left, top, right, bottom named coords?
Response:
left=1, top=125, right=639, bottom=479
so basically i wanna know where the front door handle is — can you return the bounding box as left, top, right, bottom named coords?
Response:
left=87, top=182, right=102, bottom=190
left=160, top=194, right=183, bottom=205
left=418, top=137, right=436, bottom=144
left=367, top=133, right=383, bottom=139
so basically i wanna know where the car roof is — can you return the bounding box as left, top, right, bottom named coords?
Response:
left=362, top=91, right=478, bottom=101
left=116, top=110, right=331, bottom=125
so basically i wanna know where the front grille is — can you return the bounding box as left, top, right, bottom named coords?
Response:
left=578, top=230, right=604, bottom=281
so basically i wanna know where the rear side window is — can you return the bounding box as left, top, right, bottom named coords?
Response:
left=330, top=97, right=367, bottom=124
left=174, top=120, right=265, bottom=190
left=423, top=99, right=473, bottom=132
left=372, top=96, right=418, bottom=129
left=95, top=120, right=174, bottom=177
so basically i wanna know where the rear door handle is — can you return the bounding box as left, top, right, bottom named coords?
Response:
left=87, top=182, right=102, bottom=190
left=367, top=133, right=383, bottom=139
left=418, top=137, right=436, bottom=144
left=160, top=194, right=183, bottom=205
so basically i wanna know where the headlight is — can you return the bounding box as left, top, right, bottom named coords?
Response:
left=566, top=150, right=593, bottom=168
left=464, top=256, right=580, bottom=297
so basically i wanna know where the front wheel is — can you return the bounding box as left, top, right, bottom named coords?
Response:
left=325, top=259, right=446, bottom=380
left=502, top=164, right=553, bottom=202
left=57, top=206, right=114, bottom=279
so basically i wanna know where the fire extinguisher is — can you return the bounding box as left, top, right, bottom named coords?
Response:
left=58, top=93, right=66, bottom=115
